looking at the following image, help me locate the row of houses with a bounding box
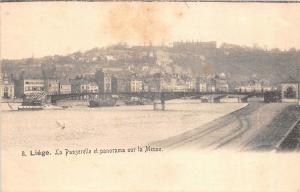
[0,73,74,98]
[0,70,140,98]
[235,79,274,93]
[66,73,273,94]
[0,71,226,98]
[0,70,276,99]
[109,72,230,93]
[14,79,71,97]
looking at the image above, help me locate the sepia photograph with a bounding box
[1,2,300,191]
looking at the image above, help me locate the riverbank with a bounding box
[247,104,300,151]
[153,103,299,152]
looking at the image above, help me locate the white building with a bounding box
[130,79,143,92]
[196,77,207,92]
[70,79,98,93]
[235,80,272,93]
[59,80,72,94]
[184,78,196,91]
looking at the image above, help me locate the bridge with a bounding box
[48,91,267,104]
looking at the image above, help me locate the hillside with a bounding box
[1,43,299,83]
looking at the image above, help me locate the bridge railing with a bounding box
[48,90,267,103]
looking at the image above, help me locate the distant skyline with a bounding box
[1,2,300,59]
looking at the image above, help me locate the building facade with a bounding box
[196,77,207,92]
[111,75,130,93]
[129,79,143,92]
[235,80,272,93]
[95,69,112,93]
[0,73,15,98]
[215,73,229,92]
[15,79,45,97]
[59,81,72,94]
[44,79,60,95]
[71,79,98,93]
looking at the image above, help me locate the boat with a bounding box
[18,92,46,111]
[89,99,117,108]
[125,97,145,106]
[18,99,44,111]
[125,100,144,106]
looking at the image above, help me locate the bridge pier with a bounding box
[153,100,165,111]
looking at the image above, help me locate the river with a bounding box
[1,100,247,150]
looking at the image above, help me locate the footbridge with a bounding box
[48,91,266,104]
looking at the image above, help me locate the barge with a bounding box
[89,99,117,107]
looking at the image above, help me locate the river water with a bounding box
[1,100,246,150]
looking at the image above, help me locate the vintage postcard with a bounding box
[1,1,300,191]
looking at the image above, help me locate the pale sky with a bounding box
[1,2,300,59]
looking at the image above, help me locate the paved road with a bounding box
[152,102,299,151]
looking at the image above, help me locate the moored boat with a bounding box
[89,99,117,107]
[125,100,144,105]
[124,97,145,106]
[18,92,46,111]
